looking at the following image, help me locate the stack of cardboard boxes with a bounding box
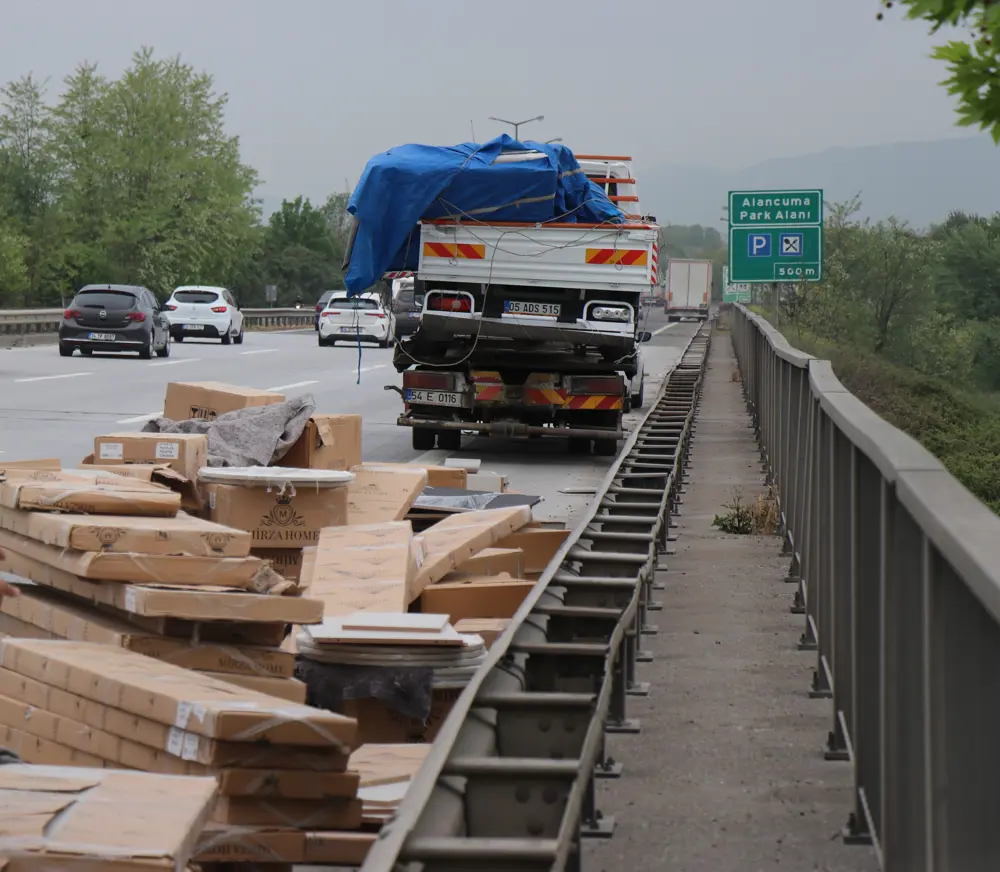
[0,379,575,867]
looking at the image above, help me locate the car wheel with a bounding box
[221,324,232,346]
[58,342,73,358]
[412,428,436,451]
[80,348,93,357]
[139,339,153,360]
[156,334,171,358]
[378,338,389,349]
[233,325,245,345]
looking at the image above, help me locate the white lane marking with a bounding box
[149,358,200,368]
[652,322,680,336]
[266,380,318,392]
[359,364,388,373]
[117,411,163,424]
[240,349,279,356]
[15,372,91,383]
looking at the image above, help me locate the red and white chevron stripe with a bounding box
[651,242,659,286]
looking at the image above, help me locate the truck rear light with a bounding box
[590,305,630,322]
[702,292,709,303]
[404,371,456,391]
[427,293,472,313]
[668,292,673,302]
[566,376,623,395]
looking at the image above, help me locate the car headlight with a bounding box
[590,306,630,322]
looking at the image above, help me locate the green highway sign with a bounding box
[729,225,823,282]
[727,188,824,283]
[728,189,823,227]
[723,282,752,304]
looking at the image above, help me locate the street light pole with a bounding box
[489,115,545,140]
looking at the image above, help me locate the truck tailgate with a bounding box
[418,222,658,292]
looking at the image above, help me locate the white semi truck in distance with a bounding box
[664,258,712,322]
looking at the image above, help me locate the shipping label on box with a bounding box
[94,433,208,482]
[164,381,285,422]
[208,483,347,549]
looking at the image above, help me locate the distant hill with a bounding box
[637,137,1000,231]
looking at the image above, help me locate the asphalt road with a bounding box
[0,309,700,524]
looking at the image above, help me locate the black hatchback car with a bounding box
[390,278,424,339]
[59,284,171,359]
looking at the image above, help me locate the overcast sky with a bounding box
[0,0,969,206]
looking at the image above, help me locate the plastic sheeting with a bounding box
[345,134,626,293]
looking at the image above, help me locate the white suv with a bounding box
[164,286,245,344]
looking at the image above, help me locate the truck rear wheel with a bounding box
[437,429,462,451]
[412,428,436,451]
[593,438,619,457]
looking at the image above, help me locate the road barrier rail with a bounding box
[731,304,1000,871]
[0,307,314,339]
[360,321,712,872]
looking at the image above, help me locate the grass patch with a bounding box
[777,324,1000,513]
[713,487,781,536]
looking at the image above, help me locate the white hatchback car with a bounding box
[317,292,394,347]
[163,286,245,344]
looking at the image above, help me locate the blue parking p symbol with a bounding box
[748,233,771,258]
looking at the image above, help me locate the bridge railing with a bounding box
[731,304,1000,871]
[0,307,314,340]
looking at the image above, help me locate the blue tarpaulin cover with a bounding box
[344,134,626,294]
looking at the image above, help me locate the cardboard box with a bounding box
[208,483,348,549]
[0,506,250,557]
[347,465,427,524]
[0,763,218,869]
[196,829,373,865]
[252,547,304,582]
[278,414,362,471]
[310,523,419,617]
[0,468,180,516]
[0,528,264,587]
[94,432,208,481]
[211,796,362,828]
[0,639,358,747]
[79,461,204,514]
[419,575,535,622]
[0,544,324,624]
[204,671,307,704]
[455,546,524,577]
[497,527,571,575]
[1,586,295,677]
[164,381,285,422]
[356,462,466,489]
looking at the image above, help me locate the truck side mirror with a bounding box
[640,331,652,343]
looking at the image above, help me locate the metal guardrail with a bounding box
[0,307,314,337]
[730,304,1000,872]
[361,322,712,872]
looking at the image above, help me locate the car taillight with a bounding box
[403,371,456,390]
[427,293,472,313]
[325,310,340,317]
[164,304,177,311]
[566,375,623,395]
[211,306,227,313]
[64,309,81,320]
[127,312,146,323]
[316,303,325,312]
[365,312,387,319]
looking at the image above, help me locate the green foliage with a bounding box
[889,0,1000,141]
[782,196,1000,513]
[0,48,352,308]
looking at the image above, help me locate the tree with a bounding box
[888,1,1000,142]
